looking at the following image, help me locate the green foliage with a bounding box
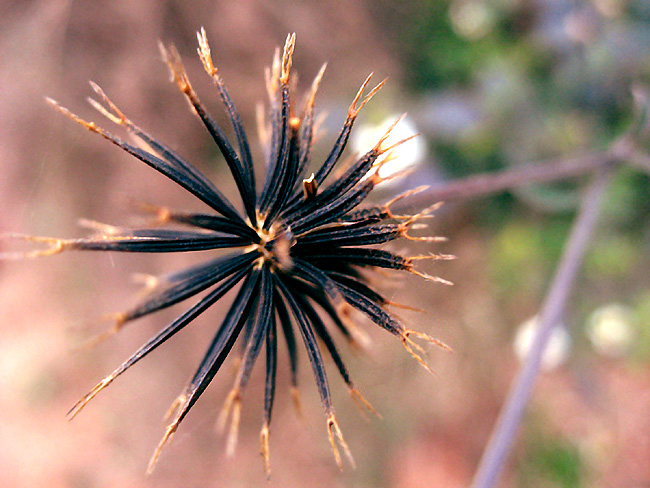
[488,216,570,299]
[518,436,584,488]
[378,0,650,216]
[585,234,638,279]
[631,292,650,362]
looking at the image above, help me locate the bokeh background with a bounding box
[2,1,650,487]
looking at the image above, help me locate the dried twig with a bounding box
[470,168,611,488]
[412,91,648,487]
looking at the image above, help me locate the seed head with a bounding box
[6,30,453,475]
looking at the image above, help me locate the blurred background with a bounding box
[1,1,650,487]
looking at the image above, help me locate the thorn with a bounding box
[380,132,419,155]
[397,202,446,241]
[163,393,187,422]
[412,201,445,219]
[373,113,407,153]
[147,420,178,475]
[46,97,101,134]
[87,81,127,126]
[348,73,387,119]
[87,97,121,126]
[127,199,172,225]
[400,330,437,376]
[384,186,430,219]
[304,63,327,111]
[408,253,456,261]
[400,329,452,376]
[159,42,193,96]
[216,388,241,439]
[265,47,281,98]
[407,268,454,286]
[404,328,453,352]
[404,253,455,285]
[260,422,271,479]
[280,33,296,85]
[349,73,373,117]
[312,110,328,144]
[196,27,217,77]
[398,223,436,242]
[349,387,381,419]
[226,399,242,458]
[0,233,68,259]
[326,413,355,469]
[66,374,115,420]
[370,150,398,181]
[75,313,127,350]
[290,386,304,420]
[77,218,120,236]
[371,160,417,186]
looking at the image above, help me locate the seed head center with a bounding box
[253,223,294,270]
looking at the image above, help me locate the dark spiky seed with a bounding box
[12,29,454,474]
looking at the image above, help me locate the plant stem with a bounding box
[470,168,611,488]
[398,151,616,211]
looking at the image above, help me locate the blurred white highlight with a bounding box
[352,115,425,183]
[586,304,635,358]
[514,315,571,371]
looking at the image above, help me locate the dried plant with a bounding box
[3,30,453,474]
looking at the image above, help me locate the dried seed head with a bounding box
[4,30,453,475]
